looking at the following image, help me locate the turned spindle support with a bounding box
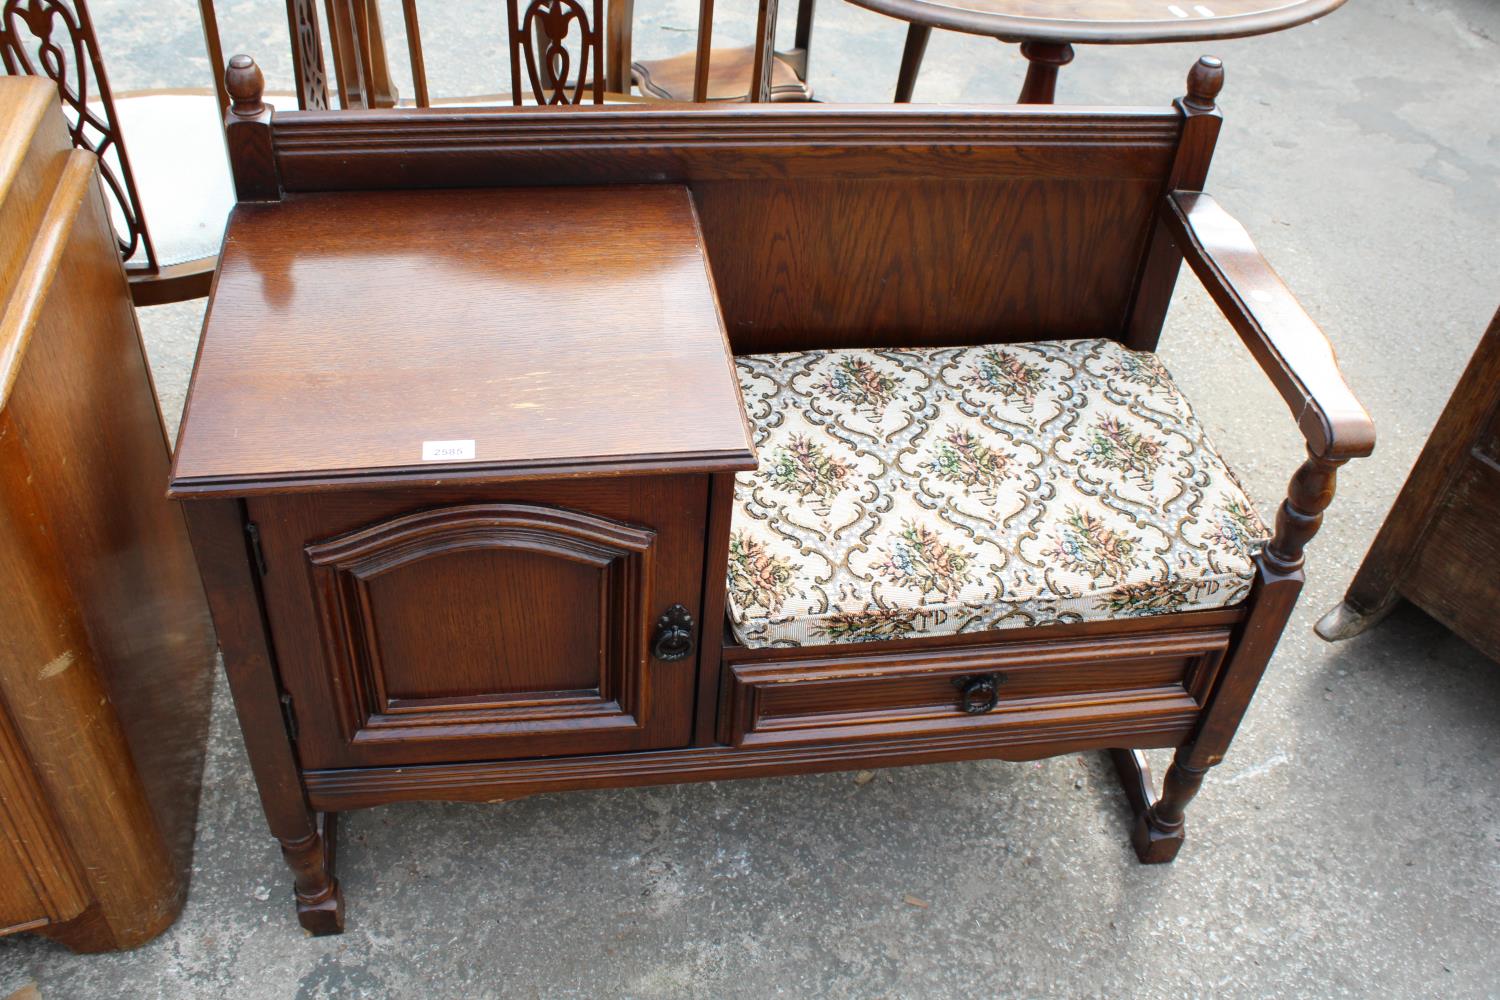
[1016,40,1074,104]
[225,53,265,117]
[1119,449,1345,863]
[223,54,281,202]
[1262,452,1345,577]
[279,812,344,935]
[1183,54,1225,112]
[1122,56,1225,351]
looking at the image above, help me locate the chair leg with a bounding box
[1109,748,1209,864]
[893,23,930,103]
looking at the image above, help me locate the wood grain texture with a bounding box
[223,56,280,202]
[0,83,216,951]
[1166,191,1374,460]
[1322,306,1500,659]
[248,477,708,768]
[0,698,87,933]
[633,45,811,102]
[0,79,69,312]
[724,629,1229,749]
[1123,56,1223,351]
[844,0,1346,43]
[268,104,1182,187]
[180,498,344,935]
[302,708,1195,810]
[306,506,646,701]
[253,104,1181,357]
[189,73,1381,930]
[1401,453,1500,662]
[171,184,753,494]
[695,172,1162,353]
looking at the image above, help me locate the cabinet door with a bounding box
[251,478,707,768]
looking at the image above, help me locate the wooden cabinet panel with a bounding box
[0,704,86,935]
[0,841,48,934]
[1323,306,1500,662]
[0,79,216,950]
[252,477,709,768]
[349,545,609,701]
[1403,457,1500,656]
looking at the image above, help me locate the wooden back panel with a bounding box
[254,103,1188,355]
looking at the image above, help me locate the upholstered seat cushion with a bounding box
[727,339,1269,648]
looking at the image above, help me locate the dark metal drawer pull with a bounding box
[953,673,1004,714]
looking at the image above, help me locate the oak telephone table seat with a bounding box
[179,55,1374,935]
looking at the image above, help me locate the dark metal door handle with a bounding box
[652,604,695,662]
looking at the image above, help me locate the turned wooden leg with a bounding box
[279,811,344,935]
[184,501,349,935]
[1109,748,1208,864]
[1016,40,1074,104]
[893,23,931,103]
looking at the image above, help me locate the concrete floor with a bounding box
[4,0,1500,996]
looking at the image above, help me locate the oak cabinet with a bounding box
[172,180,756,933]
[1319,306,1500,661]
[0,79,217,952]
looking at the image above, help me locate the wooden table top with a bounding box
[170,185,756,496]
[844,0,1346,43]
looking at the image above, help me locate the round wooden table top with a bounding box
[844,0,1347,44]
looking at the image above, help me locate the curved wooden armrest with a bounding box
[1163,192,1375,461]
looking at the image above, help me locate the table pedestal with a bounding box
[1017,40,1075,103]
[893,32,1077,105]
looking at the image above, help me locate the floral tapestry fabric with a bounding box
[727,339,1270,648]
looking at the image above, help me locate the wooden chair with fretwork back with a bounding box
[1,0,235,305]
[263,0,816,110]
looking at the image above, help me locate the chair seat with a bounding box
[105,92,234,267]
[632,46,813,103]
[727,339,1270,648]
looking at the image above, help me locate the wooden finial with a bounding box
[226,54,265,118]
[1184,56,1224,112]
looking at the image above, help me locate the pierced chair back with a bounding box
[1,0,237,306]
[0,0,155,275]
[506,0,607,105]
[277,0,810,110]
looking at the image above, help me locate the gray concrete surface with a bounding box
[3,0,1499,996]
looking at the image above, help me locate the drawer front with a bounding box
[251,477,707,769]
[724,630,1230,750]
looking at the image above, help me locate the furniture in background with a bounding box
[846,0,1346,103]
[0,78,217,952]
[0,0,234,305]
[178,56,1372,935]
[632,0,817,104]
[1318,306,1500,662]
[269,0,815,109]
[0,0,814,309]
